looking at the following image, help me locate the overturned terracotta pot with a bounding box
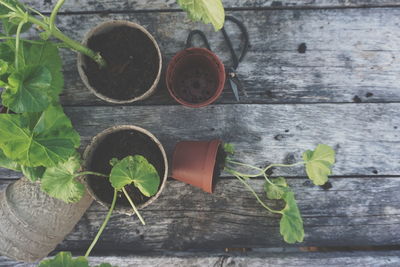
[166,48,225,108]
[171,139,224,193]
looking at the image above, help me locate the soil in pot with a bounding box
[172,59,218,104]
[84,26,160,100]
[87,129,165,207]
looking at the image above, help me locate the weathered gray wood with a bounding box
[35,8,400,105]
[1,175,400,251]
[24,0,400,13]
[1,103,399,179]
[2,251,400,267]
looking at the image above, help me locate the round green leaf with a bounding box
[0,105,80,167]
[302,144,335,185]
[2,65,52,113]
[41,156,84,203]
[110,155,160,197]
[264,177,289,200]
[177,0,225,31]
[279,191,304,244]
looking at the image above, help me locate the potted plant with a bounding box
[82,125,169,216]
[171,140,335,243]
[38,125,167,265]
[77,20,162,104]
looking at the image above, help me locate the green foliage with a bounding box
[110,155,160,197]
[41,156,85,203]
[0,105,80,167]
[0,148,20,170]
[223,143,235,155]
[177,0,225,31]
[21,165,45,182]
[279,191,304,243]
[224,144,335,244]
[264,177,289,200]
[2,65,52,112]
[38,252,114,267]
[303,144,335,185]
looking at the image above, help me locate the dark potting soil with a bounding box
[172,57,219,104]
[84,26,160,100]
[212,146,227,190]
[87,129,165,208]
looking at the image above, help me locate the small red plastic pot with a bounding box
[166,48,225,108]
[171,139,222,193]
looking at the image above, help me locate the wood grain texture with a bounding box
[30,8,400,105]
[23,0,400,13]
[1,175,400,252]
[2,251,400,267]
[1,103,399,179]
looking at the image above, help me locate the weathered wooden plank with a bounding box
[2,251,400,267]
[38,8,400,105]
[24,0,400,13]
[1,103,399,179]
[1,176,400,251]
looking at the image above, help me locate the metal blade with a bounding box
[229,79,240,102]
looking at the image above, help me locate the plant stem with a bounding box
[227,159,264,172]
[233,174,282,214]
[14,21,25,70]
[264,162,305,173]
[0,1,107,68]
[85,189,117,258]
[76,171,109,178]
[49,0,65,31]
[122,187,146,225]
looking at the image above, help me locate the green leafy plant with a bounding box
[0,0,106,67]
[39,154,160,265]
[39,251,114,267]
[223,144,335,243]
[0,0,108,201]
[177,0,225,31]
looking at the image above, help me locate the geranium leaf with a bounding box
[41,156,84,203]
[39,251,115,267]
[0,148,20,171]
[0,105,80,167]
[223,143,235,155]
[110,155,160,197]
[303,144,335,185]
[21,165,45,182]
[177,0,225,31]
[264,177,289,200]
[39,252,90,267]
[2,65,52,113]
[279,191,304,244]
[25,41,64,100]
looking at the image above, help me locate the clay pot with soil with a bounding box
[170,139,226,193]
[0,178,92,262]
[78,21,162,104]
[166,48,226,108]
[83,125,168,215]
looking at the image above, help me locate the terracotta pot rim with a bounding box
[77,20,162,104]
[83,125,168,216]
[166,47,225,108]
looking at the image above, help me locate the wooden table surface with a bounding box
[1,1,400,266]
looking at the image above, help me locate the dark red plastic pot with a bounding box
[166,48,225,108]
[171,139,222,193]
